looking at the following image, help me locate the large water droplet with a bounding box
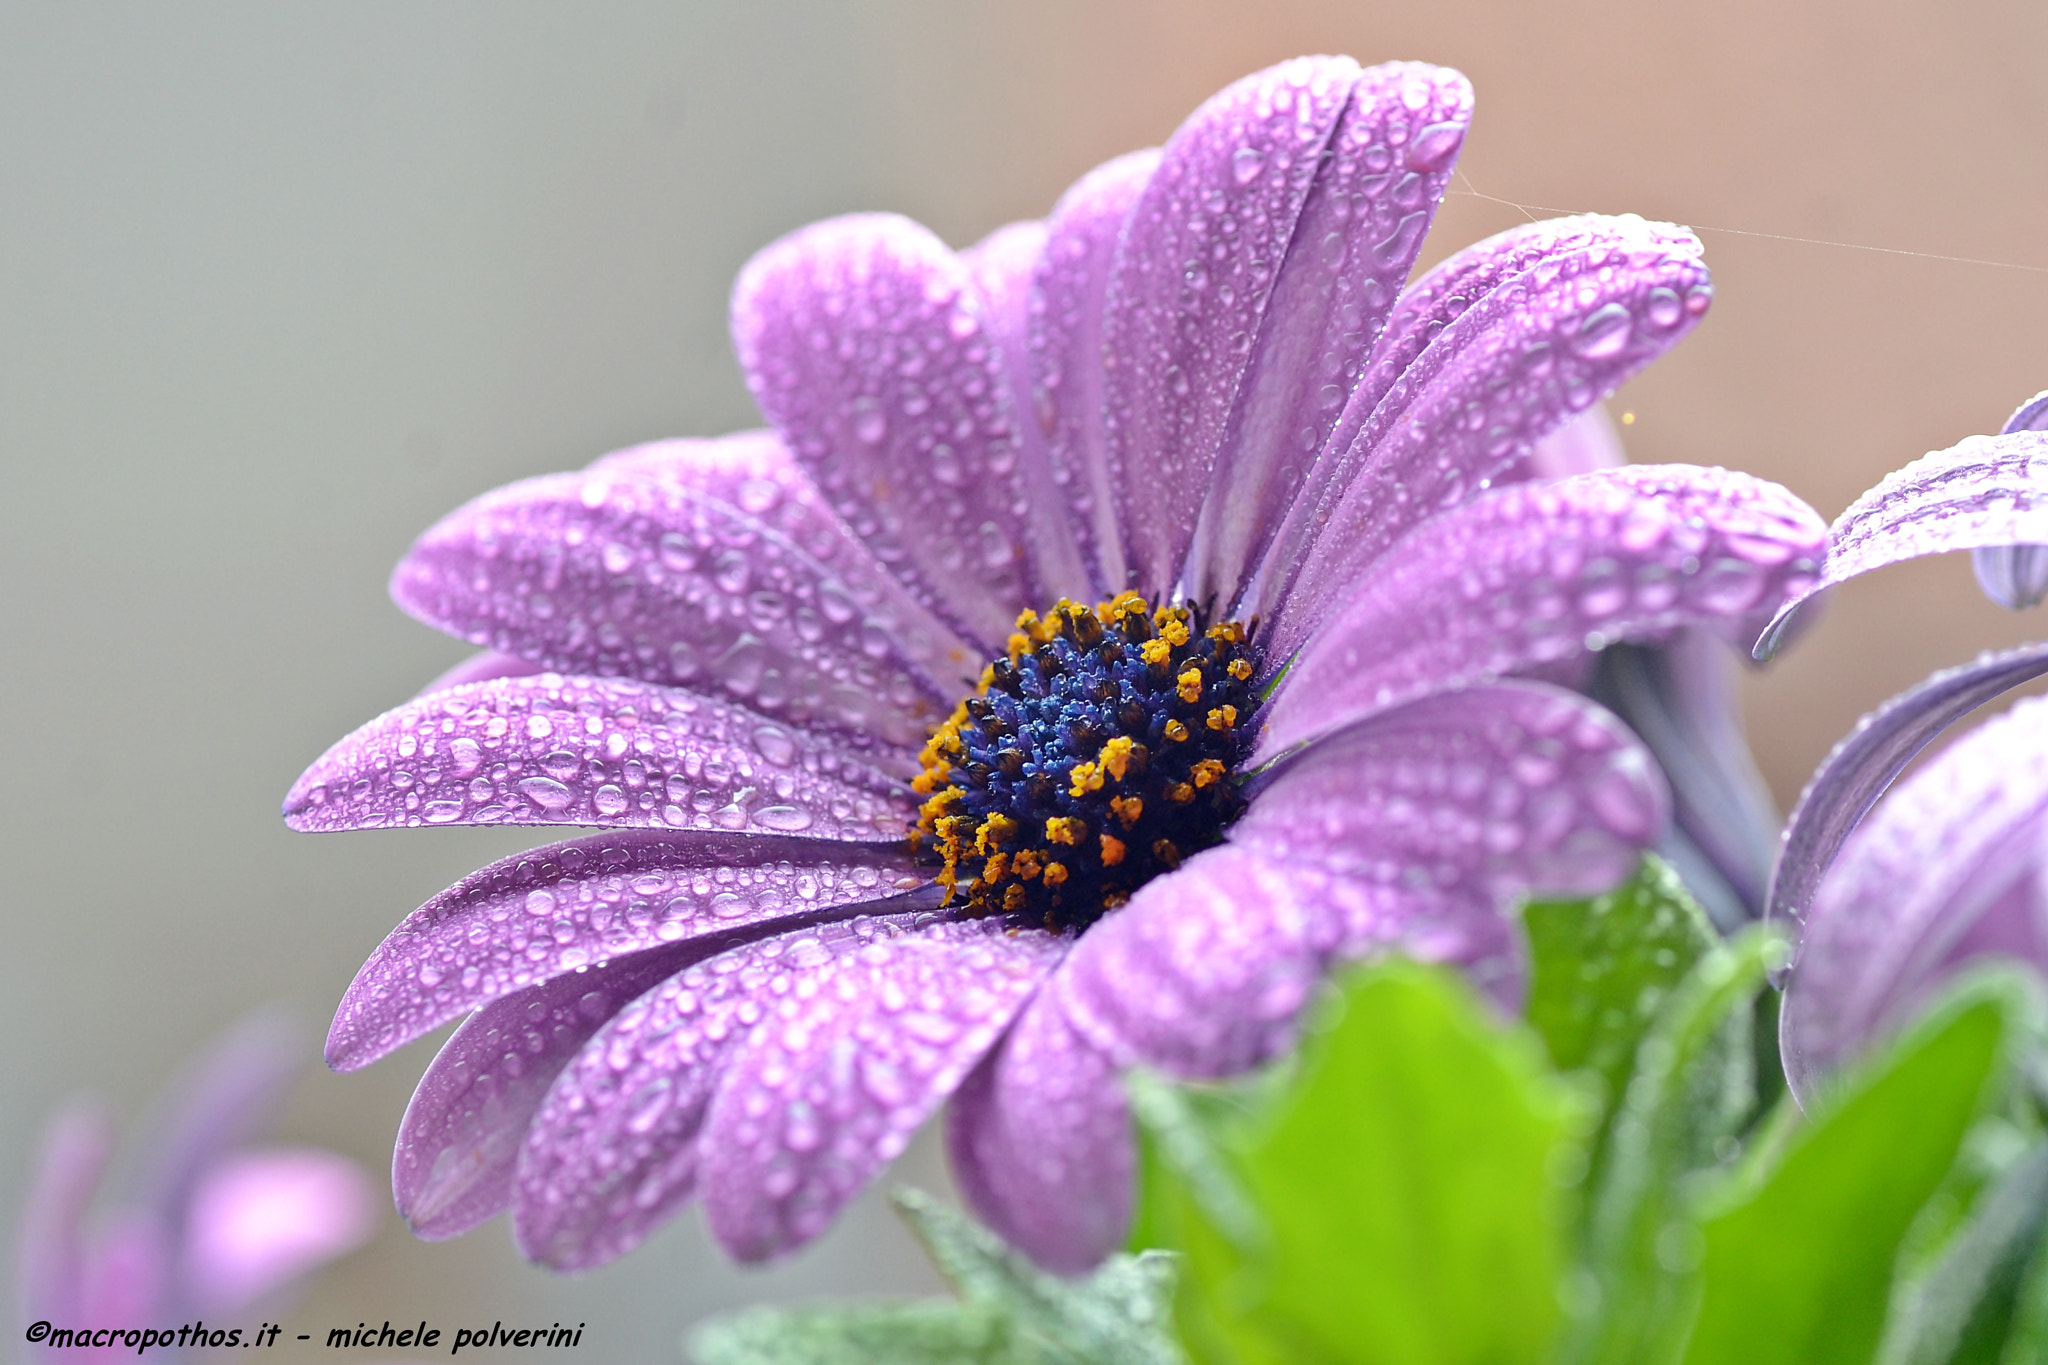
[1230,146,1267,184]
[1572,303,1634,360]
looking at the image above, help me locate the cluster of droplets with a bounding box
[913,593,1260,932]
[286,675,914,839]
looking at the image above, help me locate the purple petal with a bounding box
[1257,219,1713,656]
[180,1149,375,1314]
[418,650,548,696]
[284,674,915,837]
[730,215,1038,648]
[700,918,1064,1263]
[1254,465,1827,763]
[1030,150,1161,598]
[1758,430,2048,658]
[963,220,1091,601]
[1183,62,1475,609]
[1973,391,2048,608]
[1511,403,1628,483]
[1240,681,1668,902]
[1099,55,1363,598]
[17,1103,115,1331]
[1781,695,2048,1101]
[327,830,929,1072]
[392,941,701,1240]
[390,469,951,746]
[590,430,978,689]
[131,1012,301,1234]
[1766,640,2048,938]
[510,907,933,1270]
[946,993,1132,1275]
[1056,844,1344,1078]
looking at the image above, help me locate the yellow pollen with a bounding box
[1068,762,1104,798]
[1206,704,1238,731]
[1152,838,1182,869]
[1013,849,1043,880]
[1046,816,1087,846]
[1227,657,1253,681]
[1099,833,1126,867]
[1164,720,1189,743]
[1192,758,1227,789]
[982,851,1010,882]
[1042,861,1069,888]
[1159,616,1191,647]
[976,813,1018,852]
[1206,621,1246,643]
[1100,736,1136,781]
[1177,667,1204,703]
[1002,883,1028,912]
[1167,782,1196,805]
[1110,795,1144,827]
[1140,638,1172,665]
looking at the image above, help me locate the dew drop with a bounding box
[1573,303,1634,360]
[1230,146,1266,184]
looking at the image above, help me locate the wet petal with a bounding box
[1766,640,2048,936]
[1258,219,1712,655]
[731,214,1038,648]
[1782,696,2048,1102]
[1240,681,1667,902]
[1588,630,1780,925]
[964,220,1090,601]
[181,1149,375,1314]
[511,908,934,1270]
[701,919,1063,1262]
[1184,62,1475,609]
[417,650,547,696]
[1512,402,1629,483]
[390,469,950,746]
[1100,55,1365,598]
[392,941,700,1240]
[327,830,928,1072]
[946,992,1132,1275]
[1030,150,1161,597]
[1758,430,2048,658]
[1973,391,2048,608]
[1256,465,1827,762]
[591,429,978,688]
[1055,844,1343,1078]
[285,674,915,837]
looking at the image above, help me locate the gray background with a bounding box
[5,2,2046,1358]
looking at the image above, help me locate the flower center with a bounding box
[912,592,1260,933]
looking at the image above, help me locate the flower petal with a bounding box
[1240,681,1668,901]
[1765,640,2048,937]
[1055,844,1343,1078]
[1031,150,1161,598]
[1512,402,1629,483]
[326,831,929,1072]
[1183,61,1475,609]
[391,469,954,745]
[1255,465,1827,762]
[946,993,1133,1275]
[1973,391,2048,608]
[731,214,1039,648]
[417,650,547,695]
[1758,430,2048,658]
[590,429,978,687]
[133,1012,302,1227]
[284,674,914,837]
[181,1149,375,1314]
[1257,219,1712,657]
[701,918,1064,1262]
[509,908,934,1270]
[964,220,1091,602]
[391,940,700,1240]
[1781,696,2048,1102]
[18,1103,115,1329]
[1099,54,1365,598]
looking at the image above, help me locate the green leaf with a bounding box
[1524,855,1722,1121]
[1141,959,1589,1365]
[1679,977,2018,1365]
[688,1300,1018,1365]
[1878,1140,2048,1365]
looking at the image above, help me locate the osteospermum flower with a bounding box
[17,1015,374,1363]
[288,56,1828,1273]
[1758,392,2048,1103]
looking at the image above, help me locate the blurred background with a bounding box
[4,0,2046,1356]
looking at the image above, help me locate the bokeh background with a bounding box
[5,1,2045,1356]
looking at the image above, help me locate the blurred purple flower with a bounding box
[16,1014,375,1363]
[1759,392,2048,1102]
[288,56,1826,1273]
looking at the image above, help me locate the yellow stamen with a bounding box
[976,813,1018,852]
[1099,833,1126,867]
[1100,736,1136,781]
[1013,849,1043,880]
[1068,762,1104,798]
[1177,667,1204,703]
[1227,657,1253,680]
[1140,638,1172,666]
[1206,704,1238,731]
[1164,720,1189,743]
[1166,782,1196,805]
[1042,861,1069,888]
[1192,758,1227,789]
[1045,816,1087,846]
[1110,795,1144,827]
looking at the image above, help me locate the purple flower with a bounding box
[1760,393,2048,1103]
[16,1015,375,1363]
[288,56,1826,1274]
